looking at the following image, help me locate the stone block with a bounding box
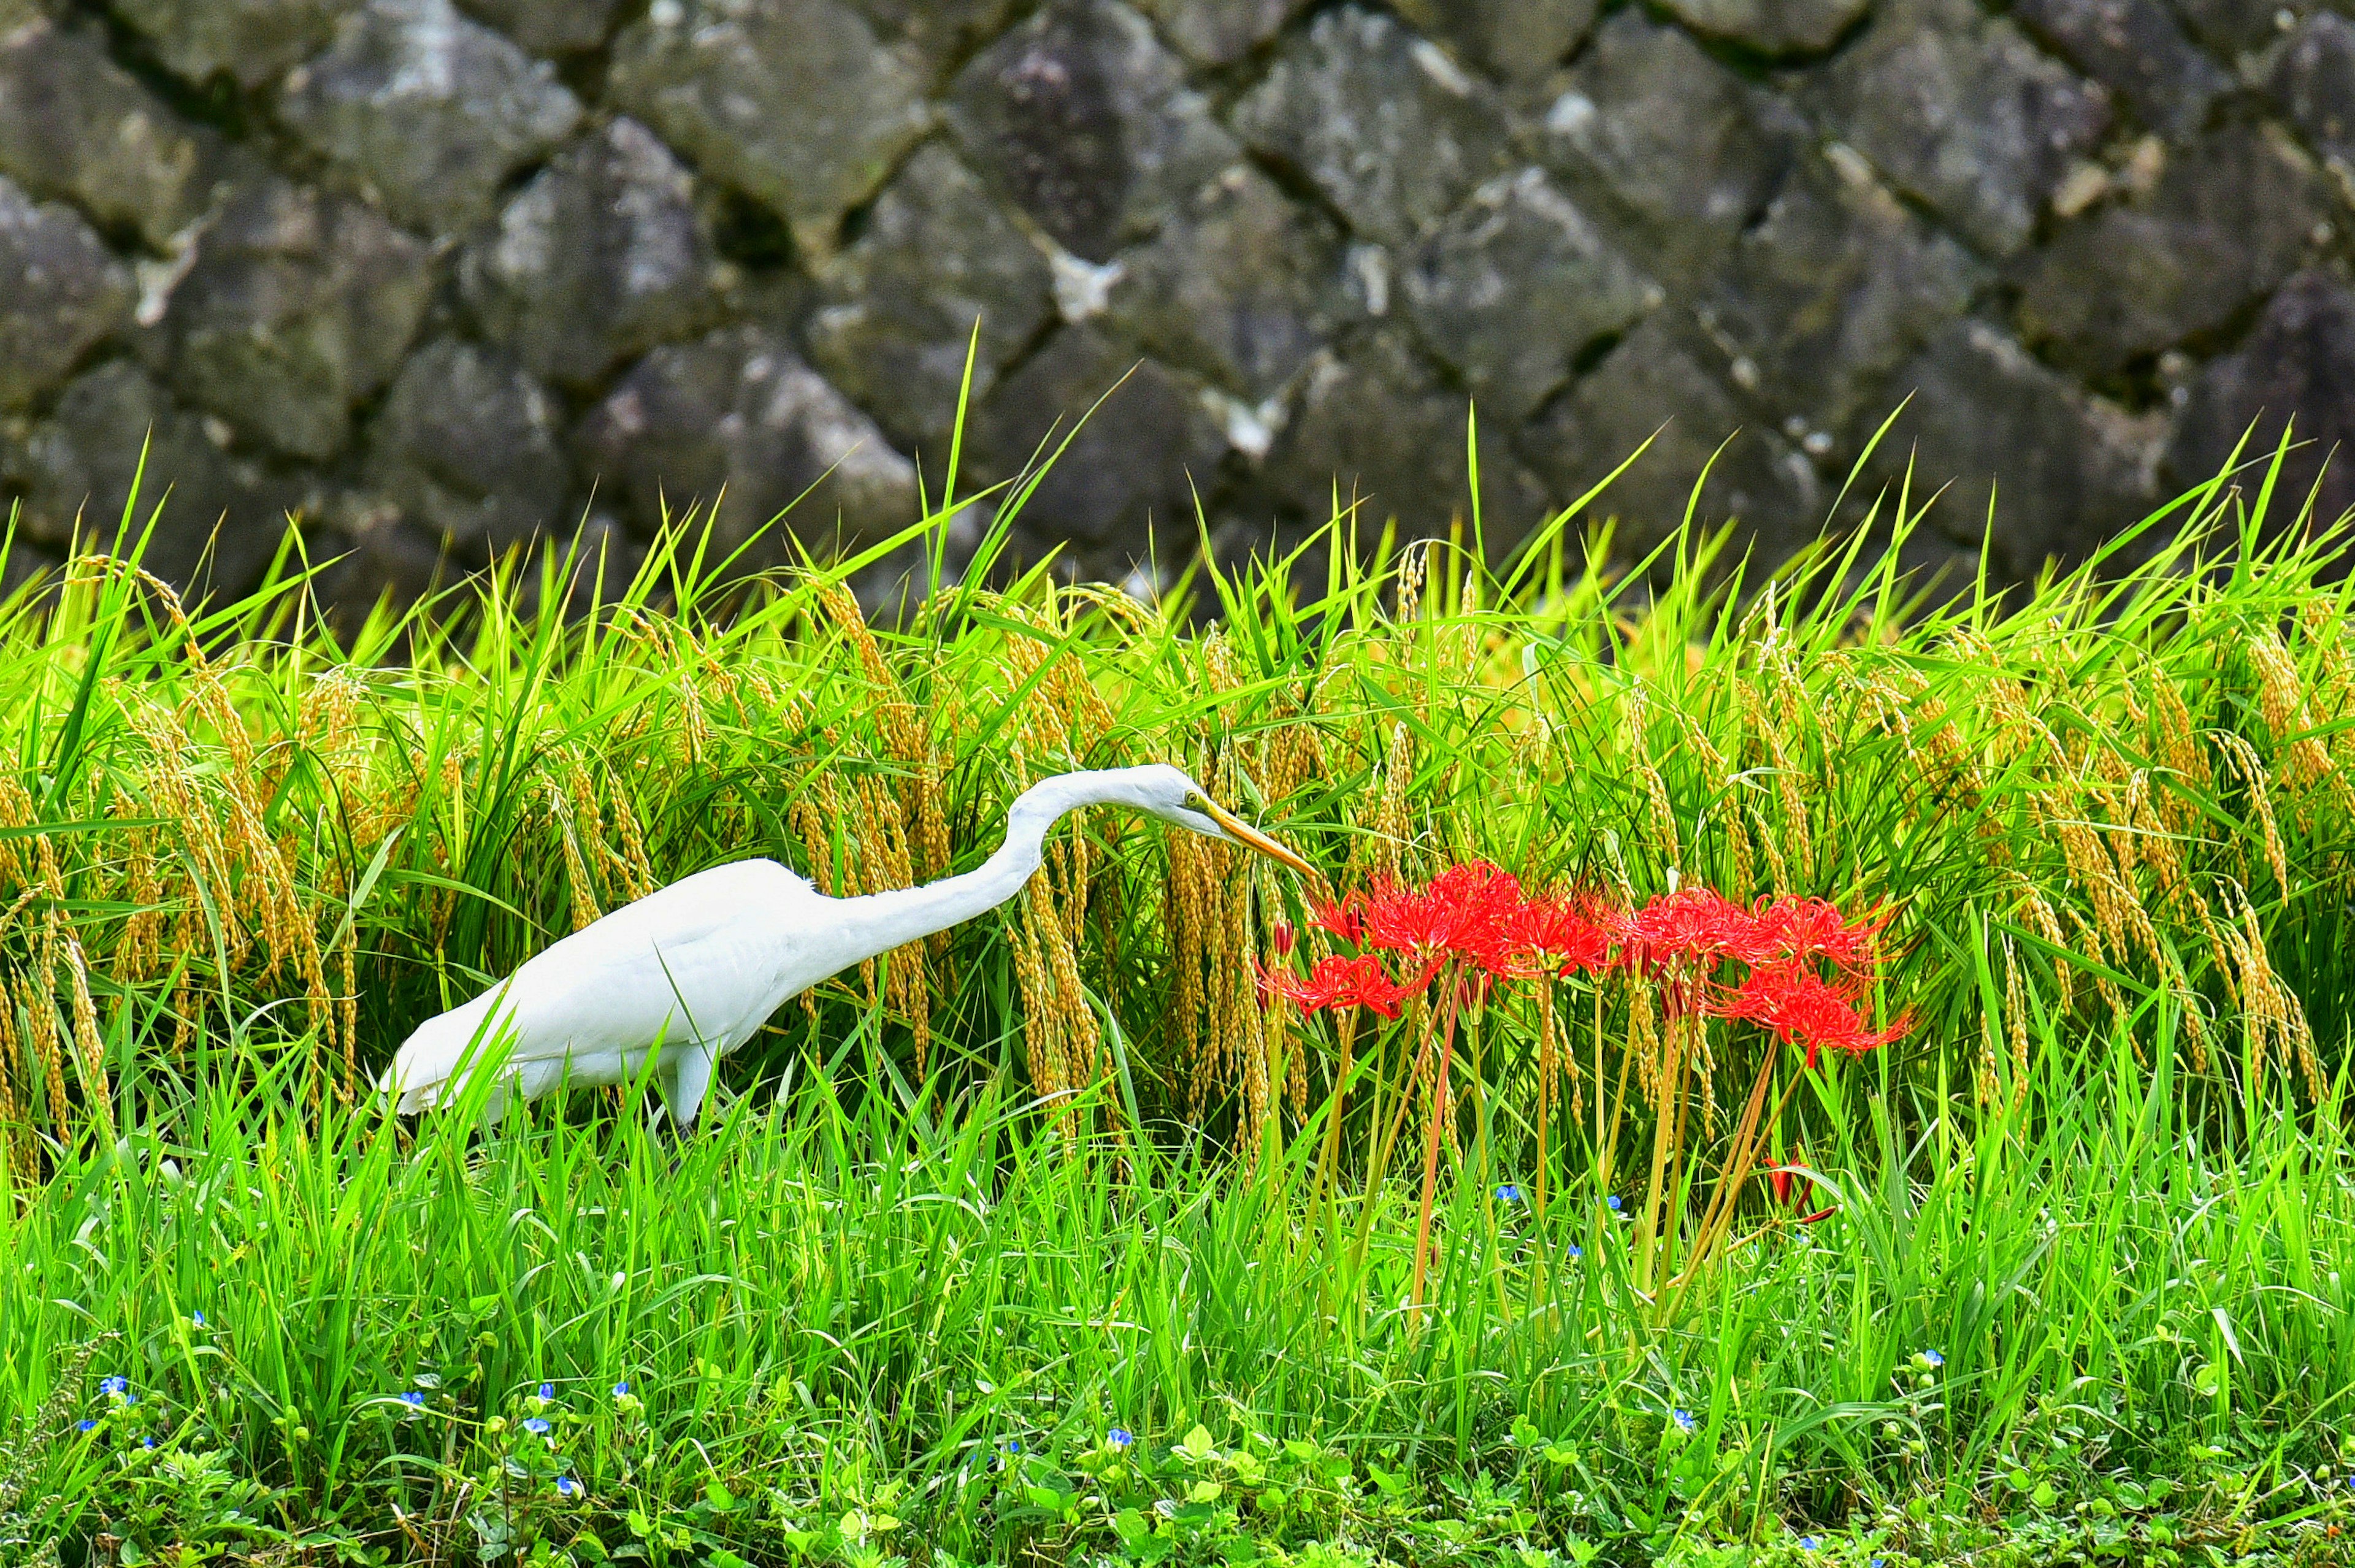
[2015,124,2330,374]
[277,0,584,236]
[1262,327,1548,545]
[1231,6,1512,247]
[805,143,1056,457]
[946,0,1236,262]
[113,0,354,90]
[1656,0,1869,54]
[610,0,930,258]
[366,336,572,557]
[969,324,1229,547]
[0,174,135,409]
[1878,319,2164,573]
[1694,149,1986,462]
[1401,167,1657,423]
[1105,163,1343,400]
[578,324,920,557]
[2166,270,2355,538]
[2269,11,2355,169]
[1520,315,1821,574]
[0,17,226,247]
[1390,0,1596,83]
[1815,0,2110,256]
[458,0,625,55]
[461,118,724,390]
[157,179,434,460]
[2015,0,2228,139]
[4,360,299,594]
[843,0,1025,78]
[278,0,582,237]
[1537,11,1809,277]
[1130,0,1309,67]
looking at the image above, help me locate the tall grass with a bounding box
[1,432,2354,1558]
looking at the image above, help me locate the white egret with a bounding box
[378,764,1312,1128]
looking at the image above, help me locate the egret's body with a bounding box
[378,765,1310,1128]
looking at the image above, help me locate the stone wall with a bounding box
[0,0,2349,612]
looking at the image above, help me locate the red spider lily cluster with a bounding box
[1259,864,1907,1066]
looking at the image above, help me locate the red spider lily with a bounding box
[1306,889,1366,944]
[1258,954,1425,1019]
[1360,862,1523,962]
[1271,919,1296,958]
[1763,1161,1837,1223]
[1710,962,1910,1068]
[1750,895,1888,969]
[1619,888,1774,970]
[1489,892,1620,978]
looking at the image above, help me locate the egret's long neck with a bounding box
[827,773,1112,958]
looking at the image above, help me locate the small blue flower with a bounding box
[76,1418,96,1432]
[1671,1409,1695,1433]
[1798,1536,1822,1552]
[1108,1428,1134,1449]
[537,1382,556,1402]
[1606,1195,1623,1211]
[1495,1184,1522,1203]
[399,1390,426,1407]
[190,1310,205,1328]
[99,1376,128,1397]
[522,1417,552,1435]
[1920,1348,1945,1367]
[1005,1438,1023,1453]
[1872,1559,1887,1568]
[1566,1244,1584,1260]
[556,1475,581,1499]
[141,1437,155,1450]
[611,1381,630,1399]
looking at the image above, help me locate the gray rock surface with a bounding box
[2166,269,2355,537]
[1130,0,1309,66]
[156,180,434,460]
[1694,150,1987,459]
[2268,11,2355,170]
[2167,0,2299,58]
[844,0,1024,77]
[1520,314,1822,573]
[1388,0,1596,83]
[1816,0,2111,256]
[278,0,581,235]
[458,0,622,55]
[367,336,572,556]
[1401,167,1658,422]
[2015,0,2229,139]
[1657,0,1871,54]
[1105,162,1343,400]
[113,0,355,89]
[1879,319,2165,572]
[0,174,136,409]
[1262,327,1548,545]
[5,360,300,592]
[578,324,919,557]
[610,0,929,257]
[803,143,1055,457]
[946,0,1236,262]
[970,324,1228,554]
[460,118,722,389]
[1231,6,1512,247]
[0,17,224,246]
[1537,12,1810,275]
[2014,124,2330,374]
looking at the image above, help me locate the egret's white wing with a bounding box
[381,859,818,1112]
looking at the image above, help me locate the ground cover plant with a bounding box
[5,431,2355,1564]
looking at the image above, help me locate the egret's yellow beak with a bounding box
[1200,797,1317,877]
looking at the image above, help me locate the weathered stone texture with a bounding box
[1232,7,1511,247]
[278,0,581,235]
[0,0,2349,606]
[579,324,919,557]
[1817,0,2112,256]
[0,175,135,409]
[610,0,929,256]
[946,0,1235,262]
[459,118,722,389]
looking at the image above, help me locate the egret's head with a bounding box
[1122,764,1315,876]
